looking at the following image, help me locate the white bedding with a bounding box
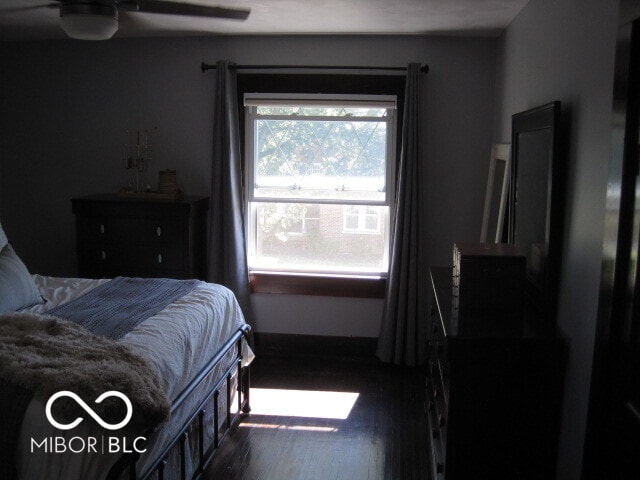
[15,275,252,480]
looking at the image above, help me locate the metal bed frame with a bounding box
[105,324,252,480]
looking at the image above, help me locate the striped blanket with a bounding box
[47,276,201,340]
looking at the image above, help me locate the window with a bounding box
[245,94,396,277]
[343,206,382,234]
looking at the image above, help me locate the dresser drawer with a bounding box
[77,244,136,278]
[77,244,185,278]
[76,244,108,278]
[427,396,446,479]
[131,245,185,275]
[429,360,448,444]
[78,217,184,245]
[108,217,184,245]
[437,363,449,412]
[76,216,110,242]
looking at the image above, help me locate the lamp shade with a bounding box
[60,3,118,40]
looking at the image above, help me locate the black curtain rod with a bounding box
[200,62,429,75]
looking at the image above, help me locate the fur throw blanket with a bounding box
[0,312,170,434]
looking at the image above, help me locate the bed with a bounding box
[0,231,253,480]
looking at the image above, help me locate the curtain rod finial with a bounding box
[420,64,429,74]
[201,62,208,73]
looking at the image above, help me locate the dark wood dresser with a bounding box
[427,266,563,480]
[71,194,209,280]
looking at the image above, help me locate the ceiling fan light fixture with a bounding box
[60,3,119,41]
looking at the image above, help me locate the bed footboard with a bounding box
[106,324,252,480]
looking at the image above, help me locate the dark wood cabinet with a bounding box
[427,266,563,480]
[72,194,209,280]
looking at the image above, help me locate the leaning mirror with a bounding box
[508,101,563,327]
[480,143,511,243]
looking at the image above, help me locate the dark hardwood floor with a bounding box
[204,354,430,480]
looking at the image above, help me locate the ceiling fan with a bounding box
[18,1,251,40]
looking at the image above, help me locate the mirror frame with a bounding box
[508,101,563,327]
[480,143,511,243]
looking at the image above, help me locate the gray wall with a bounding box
[493,1,619,478]
[0,34,497,337]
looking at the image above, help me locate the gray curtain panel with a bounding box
[376,63,427,366]
[208,60,252,323]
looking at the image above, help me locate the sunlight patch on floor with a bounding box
[248,388,360,419]
[239,422,339,432]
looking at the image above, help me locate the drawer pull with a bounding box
[157,254,163,264]
[157,226,162,237]
[100,224,105,234]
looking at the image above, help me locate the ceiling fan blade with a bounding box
[117,9,143,28]
[135,1,250,20]
[0,3,58,15]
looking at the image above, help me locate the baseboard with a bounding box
[253,332,378,359]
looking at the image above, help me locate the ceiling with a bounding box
[0,0,530,41]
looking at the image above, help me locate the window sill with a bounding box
[249,271,386,298]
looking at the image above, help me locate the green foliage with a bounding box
[255,111,388,184]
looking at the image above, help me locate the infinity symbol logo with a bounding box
[45,391,133,431]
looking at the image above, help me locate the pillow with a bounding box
[0,222,8,252]
[0,244,42,314]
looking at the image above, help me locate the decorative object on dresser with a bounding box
[452,242,525,334]
[157,168,181,195]
[119,168,184,201]
[123,128,156,194]
[72,194,209,280]
[480,143,511,243]
[428,266,563,480]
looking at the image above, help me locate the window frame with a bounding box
[244,93,396,205]
[236,73,406,297]
[244,94,396,278]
